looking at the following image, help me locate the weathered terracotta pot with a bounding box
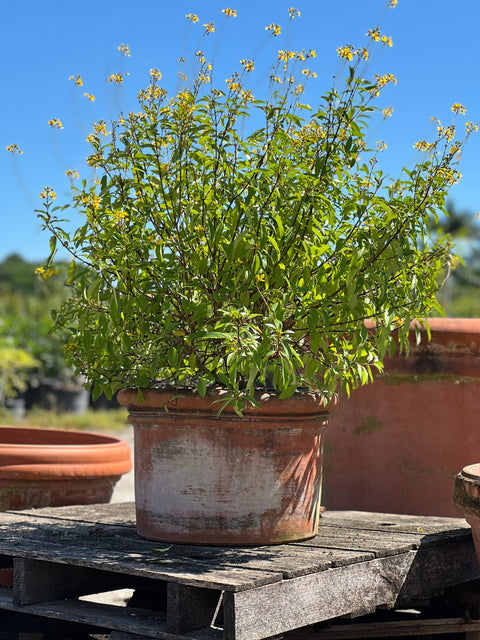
[453,464,480,564]
[324,318,480,517]
[0,426,132,510]
[118,388,332,545]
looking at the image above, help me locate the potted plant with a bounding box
[35,8,473,544]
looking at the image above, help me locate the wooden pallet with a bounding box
[0,504,478,640]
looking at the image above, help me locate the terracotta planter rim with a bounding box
[460,463,480,480]
[0,426,132,479]
[118,386,336,418]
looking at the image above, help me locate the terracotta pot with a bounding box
[453,464,480,564]
[118,388,332,545]
[324,318,480,517]
[0,426,132,510]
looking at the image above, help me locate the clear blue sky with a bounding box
[2,0,479,264]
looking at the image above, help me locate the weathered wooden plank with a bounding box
[13,557,134,605]
[294,530,419,557]
[223,552,416,640]
[319,510,471,536]
[176,544,374,578]
[0,511,371,580]
[285,617,480,639]
[395,538,480,605]
[167,583,222,634]
[0,536,282,592]
[0,590,221,640]
[0,512,283,592]
[12,503,472,542]
[222,533,480,640]
[9,501,137,526]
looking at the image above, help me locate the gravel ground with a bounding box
[110,425,135,504]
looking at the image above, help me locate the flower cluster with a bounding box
[6,143,23,154]
[68,74,83,86]
[48,118,63,129]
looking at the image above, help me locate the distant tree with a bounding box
[0,254,37,295]
[431,201,480,316]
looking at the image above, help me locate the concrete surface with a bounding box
[110,425,135,504]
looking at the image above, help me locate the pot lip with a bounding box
[367,317,480,355]
[118,385,337,415]
[460,463,480,480]
[0,425,128,448]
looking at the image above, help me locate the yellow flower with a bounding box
[226,74,242,92]
[222,8,237,17]
[466,121,479,133]
[241,89,254,103]
[451,103,466,115]
[367,27,381,41]
[107,73,124,84]
[240,59,255,72]
[150,68,162,80]
[35,266,57,280]
[288,7,301,19]
[437,124,455,141]
[118,43,131,57]
[374,73,397,88]
[437,167,461,185]
[293,83,305,95]
[382,106,394,118]
[111,210,127,223]
[265,22,281,36]
[186,13,199,22]
[40,187,56,200]
[381,35,393,47]
[413,140,435,152]
[93,120,108,136]
[84,92,95,101]
[203,21,215,33]
[65,169,79,180]
[48,118,63,129]
[278,50,296,63]
[337,45,355,61]
[376,140,387,151]
[359,47,369,61]
[68,75,83,86]
[6,143,23,154]
[389,0,398,7]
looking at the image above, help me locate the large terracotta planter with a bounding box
[118,388,332,545]
[0,426,132,510]
[324,318,480,517]
[453,464,480,564]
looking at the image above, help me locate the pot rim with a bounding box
[118,386,337,416]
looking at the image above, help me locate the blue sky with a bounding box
[2,0,479,264]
